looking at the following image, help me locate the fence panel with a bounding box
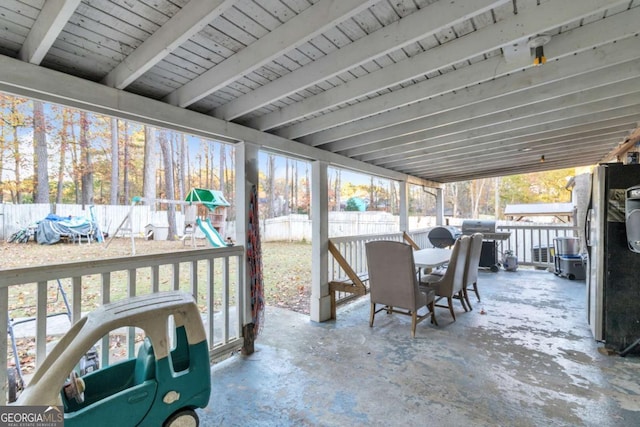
[0,204,195,240]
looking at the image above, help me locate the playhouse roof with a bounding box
[185,188,231,210]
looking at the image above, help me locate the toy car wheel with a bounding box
[7,367,19,403]
[63,371,85,404]
[163,408,199,427]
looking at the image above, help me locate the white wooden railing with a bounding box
[1,246,245,404]
[497,224,579,268]
[327,225,578,309]
[328,229,431,306]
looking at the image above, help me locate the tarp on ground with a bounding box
[36,214,98,245]
[184,188,231,211]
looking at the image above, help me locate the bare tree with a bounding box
[369,176,375,211]
[449,182,459,218]
[79,111,93,207]
[218,142,225,193]
[0,96,6,203]
[176,133,186,201]
[158,130,177,240]
[32,100,49,203]
[142,126,157,210]
[334,169,341,211]
[68,111,80,203]
[267,154,275,218]
[470,179,487,219]
[122,122,130,203]
[110,117,119,205]
[284,157,290,215]
[305,163,310,214]
[293,162,298,212]
[9,97,27,203]
[55,109,70,204]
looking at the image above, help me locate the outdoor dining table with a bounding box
[413,248,452,273]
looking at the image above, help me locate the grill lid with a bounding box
[428,226,461,248]
[461,220,496,234]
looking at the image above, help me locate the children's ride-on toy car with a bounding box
[15,291,211,427]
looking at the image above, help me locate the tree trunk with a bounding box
[305,164,310,214]
[472,179,486,219]
[267,154,275,218]
[56,109,69,204]
[227,146,235,220]
[142,126,157,210]
[79,111,93,207]
[293,164,298,212]
[369,176,375,211]
[11,98,22,203]
[219,143,225,193]
[122,122,130,203]
[494,176,501,218]
[335,169,341,211]
[0,96,7,203]
[69,113,79,203]
[158,131,177,240]
[110,117,119,205]
[451,183,459,218]
[284,158,290,215]
[177,134,186,201]
[33,101,50,203]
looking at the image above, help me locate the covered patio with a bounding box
[1,0,640,421]
[204,268,640,426]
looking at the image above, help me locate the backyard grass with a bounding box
[0,238,312,315]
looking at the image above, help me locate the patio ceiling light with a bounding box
[528,34,551,65]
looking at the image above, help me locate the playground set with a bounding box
[104,188,233,254]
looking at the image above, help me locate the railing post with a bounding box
[0,287,8,405]
[101,272,111,367]
[207,258,215,347]
[36,282,47,366]
[311,160,330,322]
[72,277,82,324]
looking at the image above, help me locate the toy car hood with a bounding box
[16,291,207,407]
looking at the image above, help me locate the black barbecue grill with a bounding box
[428,226,461,248]
[461,220,511,272]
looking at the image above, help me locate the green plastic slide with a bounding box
[196,218,227,247]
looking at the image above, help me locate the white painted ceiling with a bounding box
[1,0,639,183]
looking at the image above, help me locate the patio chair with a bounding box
[462,233,484,309]
[365,241,437,338]
[419,235,470,321]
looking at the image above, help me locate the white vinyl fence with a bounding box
[1,205,436,243]
[0,203,191,241]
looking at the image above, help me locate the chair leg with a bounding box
[369,302,375,327]
[447,297,456,321]
[463,288,473,311]
[411,312,417,338]
[473,282,481,302]
[458,291,469,312]
[429,301,438,326]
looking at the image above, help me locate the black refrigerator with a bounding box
[586,163,640,353]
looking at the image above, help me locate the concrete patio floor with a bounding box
[200,268,640,427]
